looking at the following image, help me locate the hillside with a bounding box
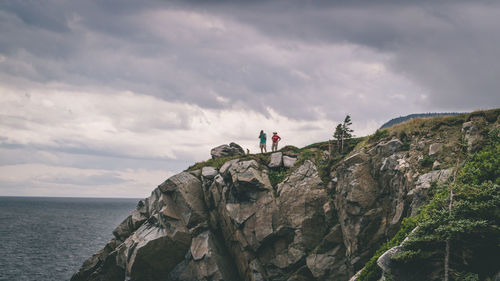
[71,109,500,281]
[380,112,462,129]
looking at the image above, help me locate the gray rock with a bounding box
[462,121,484,152]
[158,172,207,228]
[283,156,297,168]
[428,143,443,156]
[306,245,345,280]
[414,168,453,190]
[228,160,272,193]
[376,139,403,157]
[169,230,241,281]
[75,117,493,281]
[117,218,192,281]
[377,245,402,273]
[190,231,210,261]
[408,168,453,216]
[268,152,283,168]
[219,158,240,176]
[201,166,218,179]
[210,142,245,159]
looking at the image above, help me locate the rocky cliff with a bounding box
[72,110,500,281]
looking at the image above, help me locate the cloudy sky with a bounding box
[1,0,499,198]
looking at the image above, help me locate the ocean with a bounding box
[0,196,139,281]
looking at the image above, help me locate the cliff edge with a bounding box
[72,109,500,281]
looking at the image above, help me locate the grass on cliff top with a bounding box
[185,137,364,187]
[363,108,500,146]
[185,153,271,172]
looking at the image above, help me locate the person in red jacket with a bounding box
[271,132,281,152]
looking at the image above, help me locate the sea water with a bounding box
[0,196,138,281]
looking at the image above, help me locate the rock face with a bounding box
[211,142,246,159]
[268,152,283,168]
[73,117,493,281]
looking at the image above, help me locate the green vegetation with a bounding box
[186,153,271,171]
[333,115,355,153]
[367,129,389,143]
[356,216,419,281]
[357,124,500,281]
[269,167,287,188]
[419,155,434,168]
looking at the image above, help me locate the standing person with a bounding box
[272,132,281,152]
[259,130,267,153]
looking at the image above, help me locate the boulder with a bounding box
[169,231,240,281]
[268,152,283,168]
[377,245,402,273]
[408,168,453,216]
[158,172,207,228]
[462,121,484,152]
[428,143,443,156]
[116,217,192,281]
[201,166,218,179]
[227,160,272,196]
[210,142,245,159]
[283,156,297,168]
[376,139,403,157]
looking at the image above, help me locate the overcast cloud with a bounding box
[0,0,499,197]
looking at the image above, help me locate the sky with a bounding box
[1,0,499,198]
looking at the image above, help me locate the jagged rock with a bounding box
[210,142,245,159]
[112,200,148,241]
[227,160,272,198]
[432,160,441,169]
[428,143,443,156]
[219,158,240,176]
[377,245,401,273]
[73,112,497,281]
[306,245,345,280]
[377,227,445,281]
[268,152,283,168]
[415,168,453,189]
[408,168,453,216]
[283,156,297,168]
[462,120,484,152]
[169,230,240,281]
[158,172,207,229]
[376,139,403,157]
[71,239,124,281]
[202,166,218,179]
[116,218,191,281]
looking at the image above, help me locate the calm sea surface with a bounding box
[0,196,139,281]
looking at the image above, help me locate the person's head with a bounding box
[273,132,277,135]
[260,130,264,135]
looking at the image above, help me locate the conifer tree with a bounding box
[341,115,354,153]
[333,115,354,153]
[333,123,343,152]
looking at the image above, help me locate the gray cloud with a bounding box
[1,0,499,197]
[187,1,500,111]
[2,0,498,120]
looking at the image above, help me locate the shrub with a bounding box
[269,167,287,188]
[419,155,434,168]
[369,129,389,143]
